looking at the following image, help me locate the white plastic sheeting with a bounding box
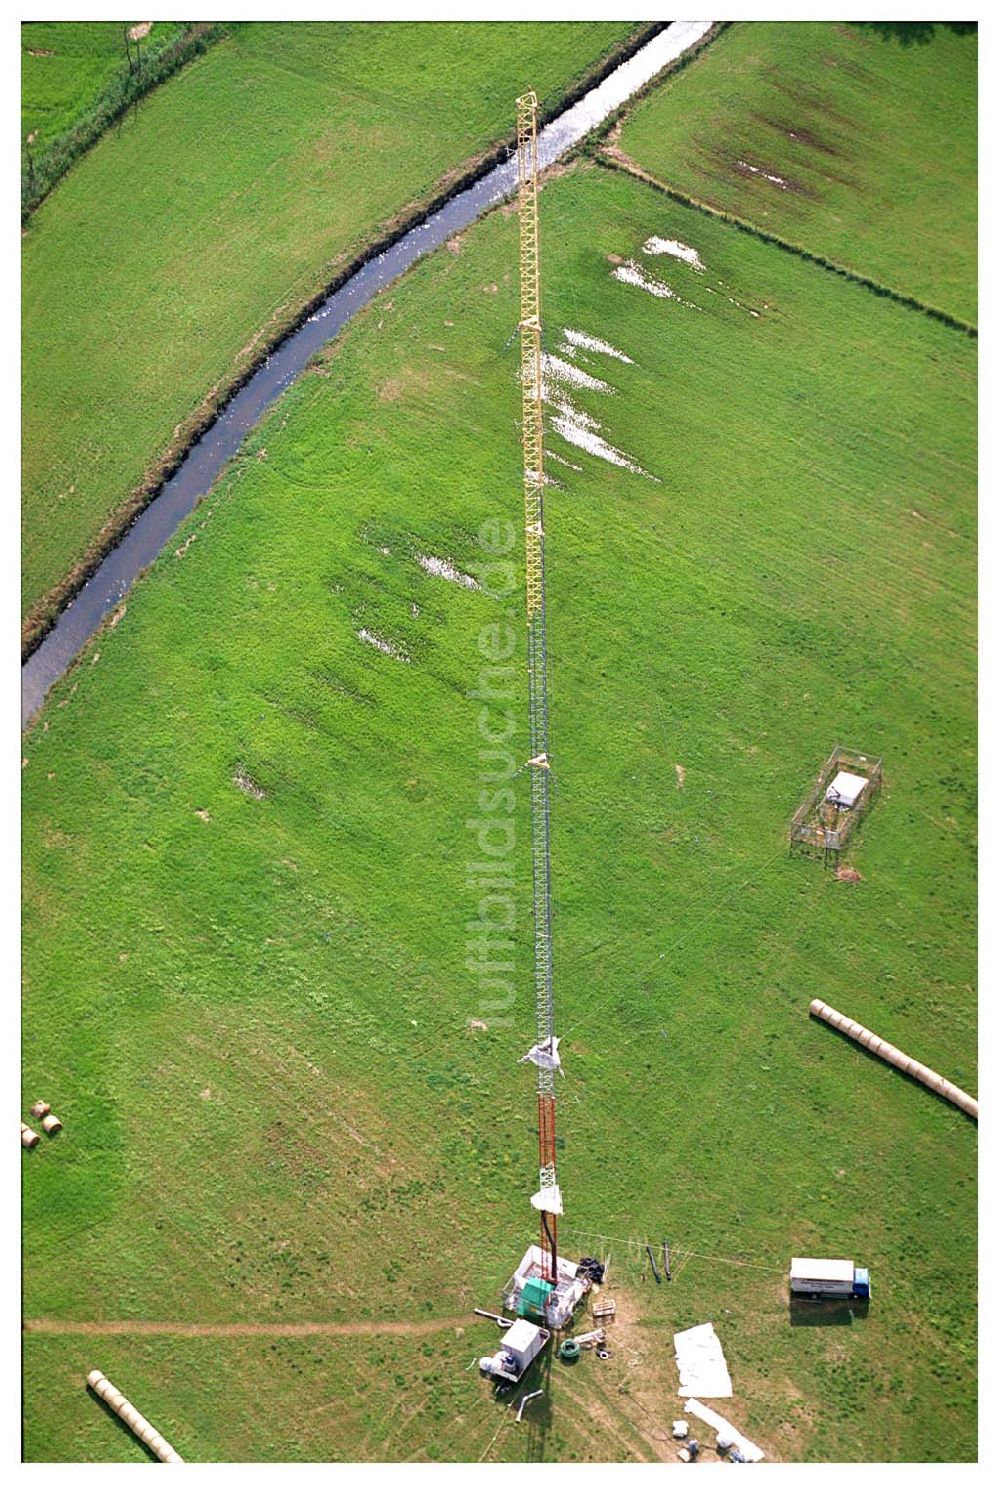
[521,1036,562,1073]
[673,1322,733,1398]
[530,1184,564,1216]
[684,1399,764,1462]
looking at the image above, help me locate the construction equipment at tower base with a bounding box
[504,1244,589,1329]
[479,1318,551,1382]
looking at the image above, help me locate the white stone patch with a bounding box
[417,554,480,589]
[613,260,699,309]
[614,260,675,299]
[541,353,612,394]
[643,236,706,271]
[737,159,790,189]
[526,323,654,480]
[724,295,761,319]
[357,628,411,662]
[550,397,654,479]
[562,327,633,363]
[548,450,584,473]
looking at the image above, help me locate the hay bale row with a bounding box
[20,1102,62,1149]
[87,1370,183,1463]
[810,998,977,1118]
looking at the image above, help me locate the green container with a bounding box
[518,1276,554,1318]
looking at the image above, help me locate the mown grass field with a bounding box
[22,146,976,1461]
[21,21,183,150]
[20,20,636,630]
[616,21,977,324]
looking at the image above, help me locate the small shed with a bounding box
[825,771,868,809]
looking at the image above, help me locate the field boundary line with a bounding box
[593,147,978,339]
[21,21,665,661]
[24,1314,471,1339]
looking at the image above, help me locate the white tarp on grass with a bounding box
[673,1322,733,1398]
[684,1399,764,1462]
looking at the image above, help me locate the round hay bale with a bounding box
[30,1101,51,1119]
[21,1123,40,1149]
[41,1113,62,1135]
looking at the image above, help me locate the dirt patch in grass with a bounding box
[232,765,266,800]
[767,76,859,134]
[751,113,840,158]
[23,1314,469,1338]
[731,154,818,199]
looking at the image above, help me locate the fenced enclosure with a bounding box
[789,746,883,862]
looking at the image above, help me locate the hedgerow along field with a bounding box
[615,20,977,325]
[21,21,183,151]
[20,19,637,636]
[22,139,975,1460]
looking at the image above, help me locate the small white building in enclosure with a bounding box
[504,1244,588,1329]
[790,746,883,860]
[825,771,868,809]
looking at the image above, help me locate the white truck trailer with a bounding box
[479,1318,551,1382]
[789,1257,870,1301]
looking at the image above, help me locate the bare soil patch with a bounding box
[24,1314,469,1339]
[232,765,266,800]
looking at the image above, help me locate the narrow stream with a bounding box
[22,20,713,727]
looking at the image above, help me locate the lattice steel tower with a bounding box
[516,90,562,1286]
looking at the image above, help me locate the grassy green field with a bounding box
[21,21,183,150]
[21,20,636,633]
[22,148,975,1461]
[615,21,977,323]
